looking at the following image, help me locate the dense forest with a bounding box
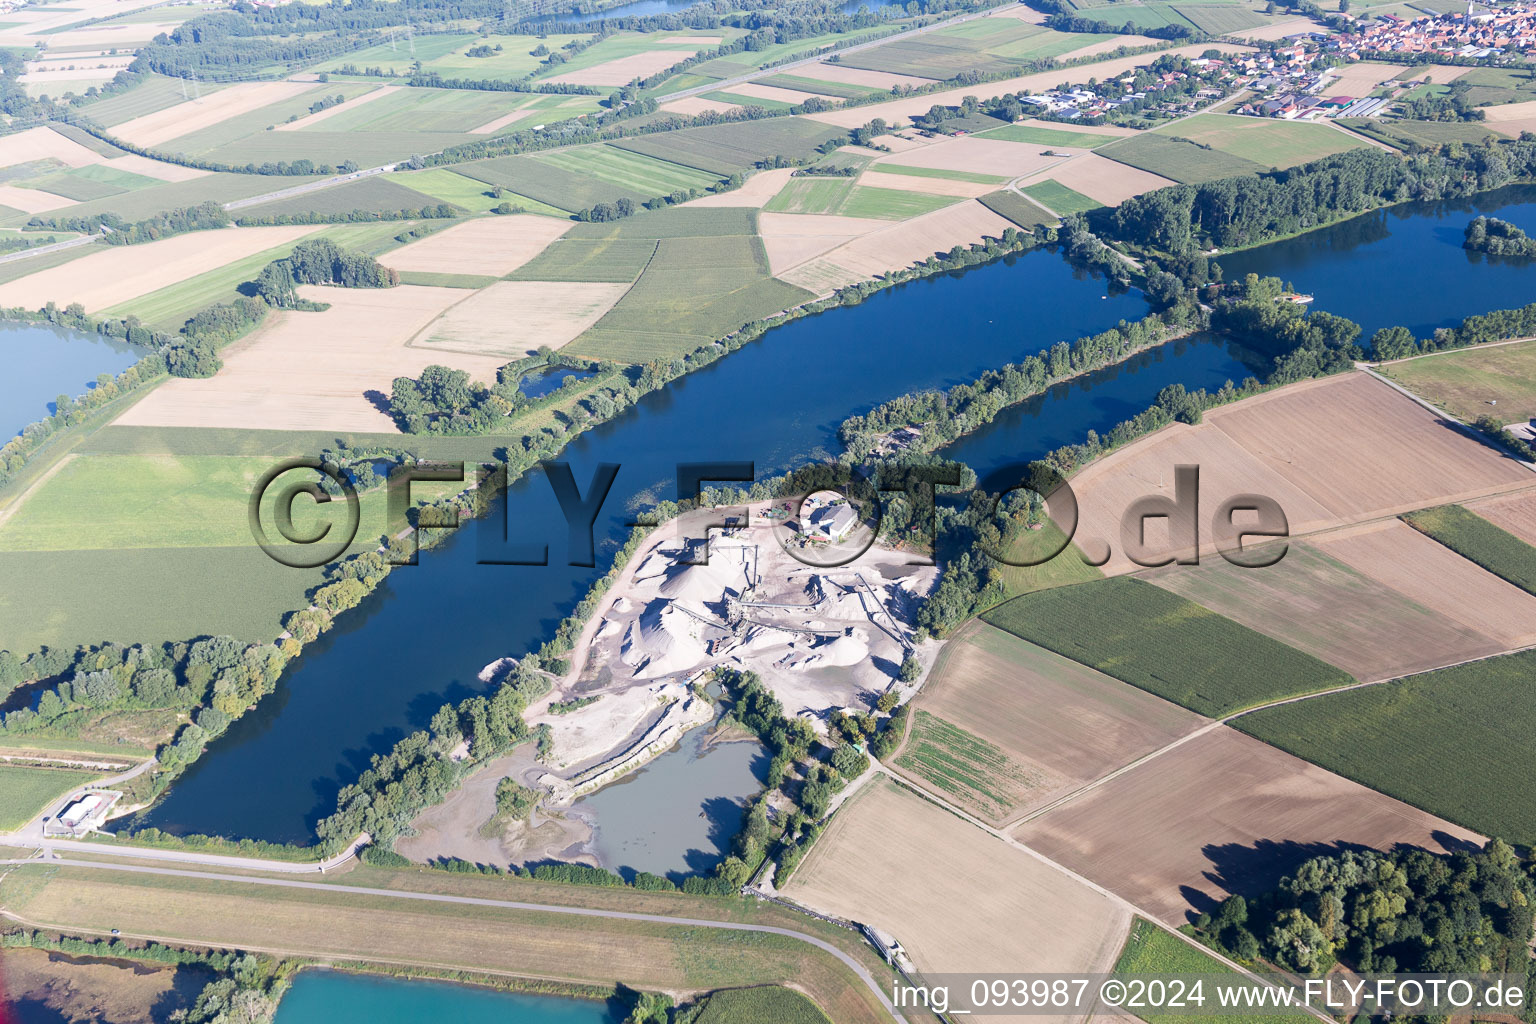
[1194,841,1535,979]
[1104,142,1536,256]
[1464,214,1536,257]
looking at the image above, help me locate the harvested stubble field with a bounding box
[1235,648,1536,845]
[379,215,573,277]
[536,144,724,195]
[0,125,115,169]
[756,211,888,275]
[1319,61,1407,97]
[982,577,1352,717]
[786,777,1131,1017]
[610,118,847,175]
[109,82,319,148]
[683,166,796,208]
[1144,538,1517,681]
[1465,490,1536,548]
[1379,338,1536,423]
[777,200,1015,293]
[414,280,633,357]
[0,763,102,831]
[116,285,506,433]
[73,73,223,128]
[458,155,648,211]
[795,62,938,89]
[0,864,899,1024]
[0,225,320,312]
[1066,372,1534,575]
[1308,519,1536,651]
[895,623,1202,824]
[1012,726,1484,925]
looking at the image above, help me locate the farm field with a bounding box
[1465,490,1536,547]
[977,188,1056,229]
[457,154,649,212]
[1379,338,1536,423]
[1020,178,1103,215]
[115,285,506,433]
[414,280,633,358]
[73,73,226,127]
[995,520,1101,593]
[538,32,718,86]
[109,81,319,148]
[0,863,898,1024]
[0,546,332,651]
[763,176,858,215]
[536,144,724,196]
[507,236,659,283]
[609,119,847,175]
[1144,538,1517,681]
[1097,131,1264,184]
[379,215,573,277]
[1113,919,1315,1024]
[894,623,1203,824]
[1308,519,1536,650]
[0,225,321,312]
[1013,726,1484,924]
[785,778,1132,990]
[0,764,103,831]
[1065,372,1534,575]
[1340,117,1503,149]
[233,177,445,220]
[776,199,1016,292]
[1404,503,1536,596]
[893,710,1041,823]
[1133,113,1367,170]
[26,172,326,223]
[978,123,1118,148]
[564,210,814,362]
[982,577,1352,717]
[1236,648,1536,844]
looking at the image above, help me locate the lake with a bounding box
[572,721,769,879]
[273,970,618,1024]
[0,320,141,440]
[139,184,1536,864]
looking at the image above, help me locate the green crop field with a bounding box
[297,87,522,134]
[978,188,1055,229]
[763,176,856,215]
[995,521,1103,595]
[313,32,480,77]
[1020,179,1102,215]
[1236,648,1536,844]
[979,124,1116,148]
[42,173,324,222]
[611,119,846,175]
[837,186,956,220]
[1113,919,1316,1024]
[1379,338,1536,423]
[1172,3,1266,33]
[24,164,161,201]
[509,237,657,282]
[419,32,593,81]
[694,986,833,1024]
[1099,132,1265,184]
[1404,505,1536,597]
[894,710,1039,821]
[982,577,1353,716]
[1336,117,1502,148]
[75,74,225,128]
[0,765,104,831]
[876,164,1008,185]
[237,176,447,219]
[991,29,1115,60]
[757,73,880,100]
[535,144,723,195]
[1147,113,1368,169]
[1453,66,1536,107]
[459,154,648,210]
[568,230,813,361]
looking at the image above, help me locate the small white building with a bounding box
[808,503,858,541]
[45,791,116,837]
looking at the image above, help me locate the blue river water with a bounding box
[273,971,618,1024]
[138,184,1536,860]
[0,321,141,440]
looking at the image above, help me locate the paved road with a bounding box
[223,163,398,212]
[653,3,1012,104]
[0,233,99,266]
[0,855,908,1023]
